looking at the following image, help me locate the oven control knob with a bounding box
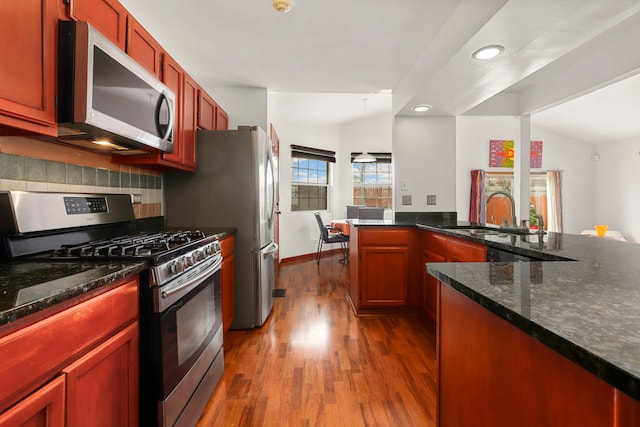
[193,249,203,262]
[184,255,194,267]
[204,245,213,256]
[170,259,185,274]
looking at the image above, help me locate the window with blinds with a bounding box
[291,145,335,211]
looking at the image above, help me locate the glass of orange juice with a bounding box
[595,225,608,237]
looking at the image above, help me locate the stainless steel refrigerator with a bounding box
[164,126,278,329]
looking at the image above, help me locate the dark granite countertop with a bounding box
[0,225,234,332]
[0,260,147,330]
[419,223,640,401]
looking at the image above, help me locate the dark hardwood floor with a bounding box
[197,253,437,426]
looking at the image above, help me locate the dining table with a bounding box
[330,219,350,236]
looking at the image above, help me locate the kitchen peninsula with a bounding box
[348,218,640,425]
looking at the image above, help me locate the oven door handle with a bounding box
[161,255,222,300]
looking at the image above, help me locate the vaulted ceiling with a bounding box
[119,0,640,142]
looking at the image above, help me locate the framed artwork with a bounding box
[530,140,543,168]
[489,140,543,168]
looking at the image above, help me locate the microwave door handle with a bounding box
[155,91,174,142]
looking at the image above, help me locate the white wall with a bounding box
[456,117,596,234]
[271,113,394,260]
[456,116,519,221]
[337,113,394,219]
[394,117,457,212]
[593,136,640,243]
[270,124,342,260]
[206,87,268,131]
[530,125,597,235]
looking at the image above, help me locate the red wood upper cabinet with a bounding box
[160,53,184,166]
[0,0,58,136]
[198,89,229,131]
[197,90,217,130]
[126,15,162,78]
[160,55,196,170]
[68,0,128,50]
[216,105,229,130]
[181,74,198,169]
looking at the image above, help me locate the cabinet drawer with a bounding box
[0,277,138,410]
[422,230,448,254]
[447,236,487,262]
[220,235,235,258]
[360,228,410,246]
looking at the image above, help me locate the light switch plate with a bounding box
[426,195,437,205]
[402,195,412,205]
[401,179,409,191]
[132,194,142,204]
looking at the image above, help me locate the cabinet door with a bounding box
[160,53,183,165]
[220,236,235,334]
[221,255,235,334]
[198,90,217,130]
[126,15,162,78]
[0,0,57,135]
[68,0,127,50]
[216,106,229,130]
[360,246,409,306]
[64,323,139,427]
[181,74,198,169]
[422,249,446,321]
[0,375,65,427]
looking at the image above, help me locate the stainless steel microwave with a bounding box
[58,21,175,154]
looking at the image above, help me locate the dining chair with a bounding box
[358,207,384,220]
[313,211,349,265]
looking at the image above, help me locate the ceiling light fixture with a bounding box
[471,45,505,60]
[353,98,377,163]
[353,152,377,163]
[272,0,292,13]
[412,104,432,112]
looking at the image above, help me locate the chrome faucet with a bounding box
[533,213,546,235]
[486,191,517,227]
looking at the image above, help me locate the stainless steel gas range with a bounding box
[0,191,224,427]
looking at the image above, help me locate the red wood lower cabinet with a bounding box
[63,322,139,427]
[0,375,65,427]
[220,235,235,334]
[437,283,640,426]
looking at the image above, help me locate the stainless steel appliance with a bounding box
[57,21,175,154]
[0,191,223,427]
[165,126,278,329]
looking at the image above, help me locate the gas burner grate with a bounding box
[46,230,210,259]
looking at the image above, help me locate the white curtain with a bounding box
[546,170,563,232]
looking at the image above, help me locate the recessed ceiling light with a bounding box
[471,45,505,60]
[412,104,432,112]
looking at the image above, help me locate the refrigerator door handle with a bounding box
[262,241,279,257]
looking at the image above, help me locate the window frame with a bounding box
[290,145,335,212]
[351,152,393,209]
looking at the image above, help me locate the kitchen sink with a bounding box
[466,228,503,236]
[451,225,539,237]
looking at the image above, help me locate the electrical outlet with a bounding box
[131,194,142,204]
[426,195,437,205]
[402,195,412,205]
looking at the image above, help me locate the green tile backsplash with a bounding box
[0,152,162,189]
[0,153,25,180]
